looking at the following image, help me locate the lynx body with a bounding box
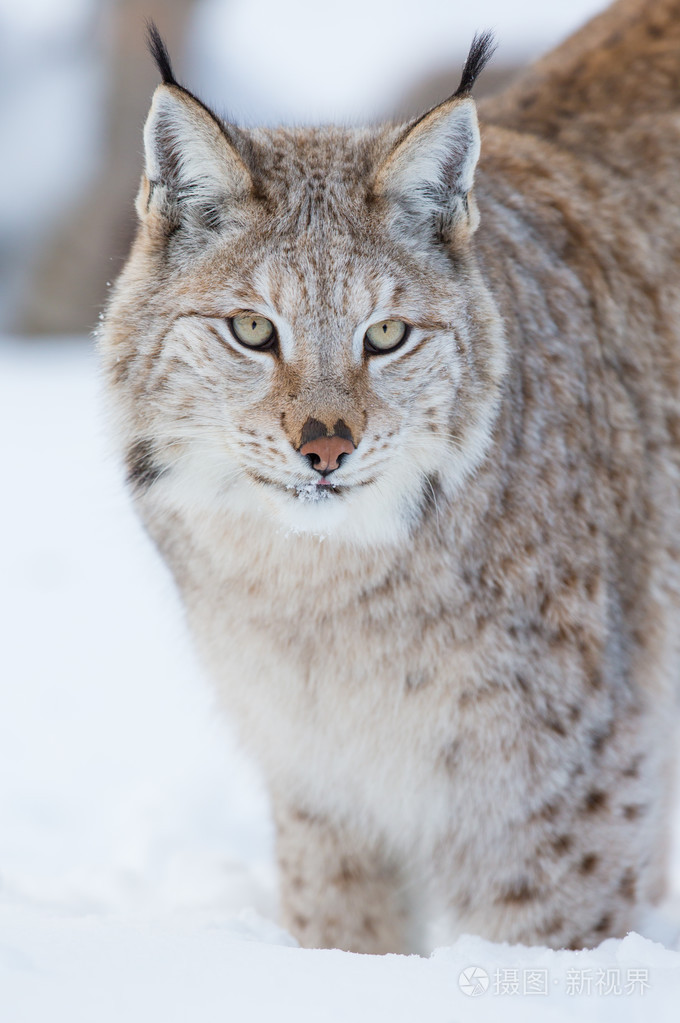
[100,1,680,952]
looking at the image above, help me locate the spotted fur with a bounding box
[99,1,680,953]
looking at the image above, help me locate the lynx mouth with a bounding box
[245,469,345,501]
[290,481,342,502]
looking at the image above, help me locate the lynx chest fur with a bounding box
[100,3,680,953]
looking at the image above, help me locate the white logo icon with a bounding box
[458,966,490,997]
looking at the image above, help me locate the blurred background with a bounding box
[10,0,678,956]
[0,0,610,337]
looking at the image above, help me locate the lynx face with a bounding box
[102,53,505,546]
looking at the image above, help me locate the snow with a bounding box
[2,919,679,1023]
[1,336,680,1019]
[291,480,335,502]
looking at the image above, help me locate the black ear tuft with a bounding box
[146,21,178,87]
[454,31,497,97]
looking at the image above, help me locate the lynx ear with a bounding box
[374,96,481,250]
[374,32,494,251]
[139,83,253,232]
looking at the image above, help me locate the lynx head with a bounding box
[100,28,505,547]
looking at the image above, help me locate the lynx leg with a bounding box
[445,733,671,950]
[274,803,412,954]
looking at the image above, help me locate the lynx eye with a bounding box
[364,319,409,354]
[229,312,276,349]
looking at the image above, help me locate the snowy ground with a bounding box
[1,336,680,1020]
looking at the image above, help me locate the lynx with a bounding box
[99,1,680,953]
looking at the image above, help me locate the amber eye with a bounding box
[364,319,409,354]
[229,312,276,349]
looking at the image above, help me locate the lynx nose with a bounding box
[299,434,355,475]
